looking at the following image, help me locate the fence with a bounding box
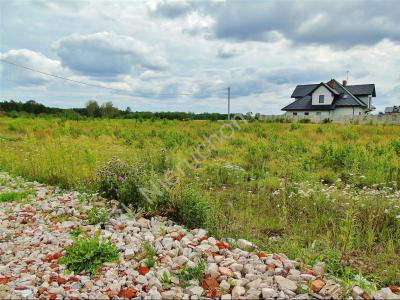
[259,114,400,124]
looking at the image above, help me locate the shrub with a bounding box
[176,188,208,229]
[95,157,146,208]
[85,204,108,225]
[59,231,119,275]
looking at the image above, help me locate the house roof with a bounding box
[290,84,318,98]
[346,84,376,97]
[385,106,400,113]
[291,82,376,98]
[282,95,335,111]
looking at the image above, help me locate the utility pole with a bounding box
[227,86,231,120]
[346,70,349,82]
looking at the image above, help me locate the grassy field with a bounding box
[0,116,399,285]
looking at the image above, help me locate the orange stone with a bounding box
[138,266,150,275]
[202,277,219,290]
[311,279,325,293]
[57,277,67,284]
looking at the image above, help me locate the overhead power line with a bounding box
[0,59,226,97]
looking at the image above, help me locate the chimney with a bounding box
[327,79,336,89]
[342,80,347,86]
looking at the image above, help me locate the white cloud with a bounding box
[0,49,63,86]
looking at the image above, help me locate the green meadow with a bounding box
[0,117,399,285]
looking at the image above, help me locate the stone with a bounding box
[312,279,325,293]
[352,286,364,298]
[221,294,232,300]
[219,267,234,277]
[262,287,275,299]
[124,247,136,260]
[232,286,245,299]
[300,274,316,281]
[247,278,262,289]
[313,262,325,276]
[373,288,399,300]
[237,239,254,251]
[275,275,297,292]
[220,280,230,291]
[188,286,203,297]
[161,290,176,300]
[230,263,243,272]
[173,256,188,267]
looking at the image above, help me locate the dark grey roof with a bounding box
[291,82,376,98]
[291,84,318,98]
[385,106,400,113]
[346,84,376,97]
[332,79,367,107]
[282,96,335,111]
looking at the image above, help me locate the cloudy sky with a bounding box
[1,0,399,114]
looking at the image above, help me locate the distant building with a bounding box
[384,106,400,114]
[282,79,376,119]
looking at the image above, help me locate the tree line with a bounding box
[0,100,231,120]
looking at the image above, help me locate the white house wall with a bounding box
[332,107,367,117]
[311,86,334,105]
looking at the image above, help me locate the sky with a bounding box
[0,0,399,114]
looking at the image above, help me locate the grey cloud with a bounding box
[217,45,242,59]
[55,32,168,77]
[151,0,400,48]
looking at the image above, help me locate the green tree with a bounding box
[100,101,119,118]
[85,100,100,117]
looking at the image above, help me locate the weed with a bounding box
[176,188,208,229]
[160,271,171,289]
[59,231,119,275]
[143,241,156,268]
[0,191,32,202]
[68,227,83,238]
[85,204,108,225]
[178,258,205,287]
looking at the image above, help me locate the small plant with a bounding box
[176,188,208,229]
[160,271,171,289]
[0,191,32,202]
[143,241,156,268]
[178,258,205,287]
[85,204,108,225]
[59,231,119,275]
[68,227,83,238]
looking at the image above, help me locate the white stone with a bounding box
[188,286,203,297]
[262,287,275,299]
[237,239,254,251]
[232,286,246,299]
[230,263,243,272]
[220,280,230,291]
[275,275,297,292]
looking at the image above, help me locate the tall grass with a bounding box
[0,117,399,284]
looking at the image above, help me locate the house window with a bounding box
[293,112,297,116]
[304,112,309,116]
[316,112,321,116]
[319,95,324,103]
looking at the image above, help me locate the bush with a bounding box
[59,231,119,275]
[176,188,208,229]
[96,157,146,208]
